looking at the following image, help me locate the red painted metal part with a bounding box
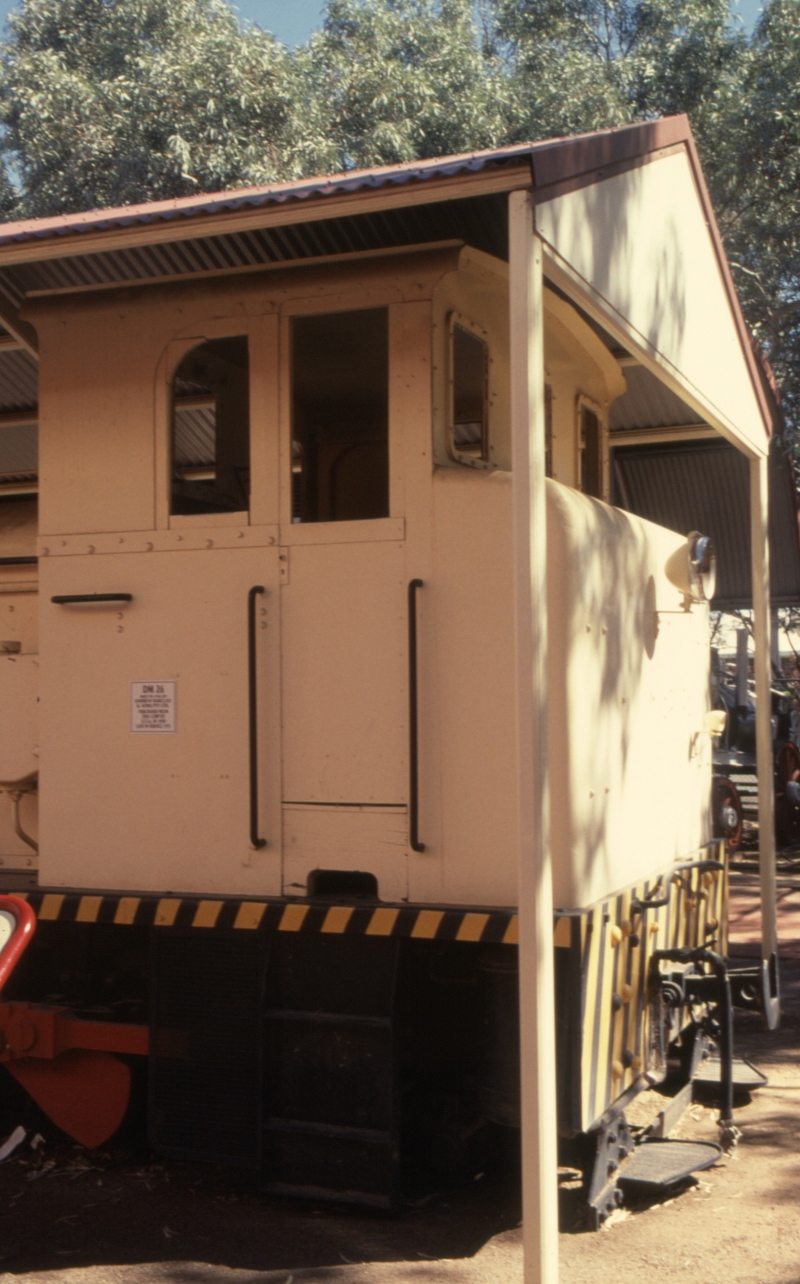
[7,1052,133,1149]
[0,1003,148,1060]
[0,895,36,992]
[0,898,149,1148]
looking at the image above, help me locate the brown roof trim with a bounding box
[532,141,685,204]
[530,116,692,189]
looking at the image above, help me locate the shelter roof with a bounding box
[0,115,776,449]
[0,115,793,600]
[0,118,692,251]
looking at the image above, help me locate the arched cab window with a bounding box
[171,336,249,516]
[448,315,489,468]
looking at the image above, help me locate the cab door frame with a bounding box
[275,286,429,902]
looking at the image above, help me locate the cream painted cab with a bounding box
[0,497,39,870]
[5,243,712,910]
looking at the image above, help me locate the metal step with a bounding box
[618,1138,721,1191]
[693,1056,768,1092]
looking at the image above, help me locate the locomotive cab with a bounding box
[1,245,712,911]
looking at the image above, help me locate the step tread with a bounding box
[693,1056,768,1089]
[618,1139,721,1189]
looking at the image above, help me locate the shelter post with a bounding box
[508,190,559,1284]
[750,453,780,1027]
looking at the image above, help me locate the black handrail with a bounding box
[248,585,267,850]
[51,593,133,604]
[0,557,37,566]
[408,578,425,853]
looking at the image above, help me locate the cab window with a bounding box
[449,319,488,466]
[171,336,250,516]
[578,401,602,499]
[291,308,389,523]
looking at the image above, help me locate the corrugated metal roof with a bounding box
[612,439,800,608]
[0,421,37,475]
[0,350,37,411]
[0,144,534,251]
[0,117,704,255]
[610,364,701,430]
[174,407,215,468]
[3,194,508,303]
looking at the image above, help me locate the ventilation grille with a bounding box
[150,931,264,1166]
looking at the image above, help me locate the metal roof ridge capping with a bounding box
[0,116,697,249]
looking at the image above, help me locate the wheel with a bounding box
[775,742,800,847]
[713,777,743,852]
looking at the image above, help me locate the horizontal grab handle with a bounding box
[51,593,133,605]
[0,557,37,566]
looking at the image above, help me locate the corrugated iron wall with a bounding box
[612,438,800,608]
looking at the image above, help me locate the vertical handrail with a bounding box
[408,579,425,852]
[248,586,267,849]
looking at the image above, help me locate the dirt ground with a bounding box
[0,919,799,1282]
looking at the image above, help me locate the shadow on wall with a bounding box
[547,481,672,904]
[539,163,688,369]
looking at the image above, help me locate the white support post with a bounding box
[750,453,779,1024]
[509,190,559,1284]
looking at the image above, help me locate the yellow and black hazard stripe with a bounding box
[21,890,520,945]
[572,840,728,1133]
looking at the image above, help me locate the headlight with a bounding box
[665,531,716,603]
[688,532,716,602]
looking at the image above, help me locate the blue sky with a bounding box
[0,0,767,41]
[233,0,324,45]
[0,0,326,42]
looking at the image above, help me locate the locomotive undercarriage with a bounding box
[0,918,523,1204]
[0,892,770,1220]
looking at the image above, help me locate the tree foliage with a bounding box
[0,0,798,434]
[0,0,312,213]
[493,0,745,140]
[301,0,508,171]
[715,0,800,434]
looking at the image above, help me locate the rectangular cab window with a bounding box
[579,402,602,499]
[291,309,389,523]
[171,336,250,516]
[450,320,488,466]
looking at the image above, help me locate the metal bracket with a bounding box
[584,1113,635,1228]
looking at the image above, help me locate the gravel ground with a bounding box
[0,967,798,1284]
